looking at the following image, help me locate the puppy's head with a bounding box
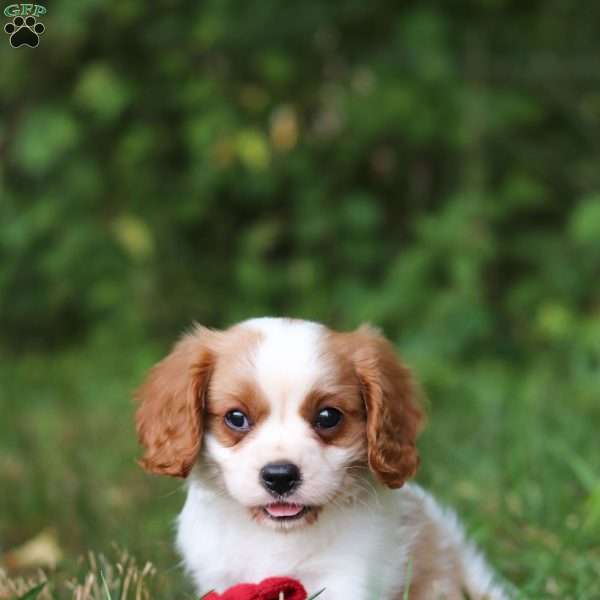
[136,318,423,529]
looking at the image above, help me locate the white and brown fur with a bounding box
[136,317,507,599]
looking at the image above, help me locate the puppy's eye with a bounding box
[314,407,343,429]
[224,410,251,432]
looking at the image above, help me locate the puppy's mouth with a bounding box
[262,502,311,521]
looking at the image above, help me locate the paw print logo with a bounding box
[4,15,45,48]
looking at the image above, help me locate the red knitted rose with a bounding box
[203,577,307,600]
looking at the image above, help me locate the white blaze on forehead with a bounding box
[240,318,328,414]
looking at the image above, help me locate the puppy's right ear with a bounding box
[349,325,424,489]
[135,326,217,478]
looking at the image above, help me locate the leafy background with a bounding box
[1,1,600,598]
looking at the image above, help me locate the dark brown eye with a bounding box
[315,407,343,429]
[224,410,251,432]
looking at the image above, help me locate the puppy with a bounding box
[136,317,507,599]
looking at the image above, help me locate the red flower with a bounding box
[203,577,307,600]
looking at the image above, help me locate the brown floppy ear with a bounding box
[351,325,424,489]
[135,326,217,478]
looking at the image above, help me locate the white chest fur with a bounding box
[176,479,506,600]
[176,479,409,599]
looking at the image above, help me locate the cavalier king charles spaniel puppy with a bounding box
[136,317,507,599]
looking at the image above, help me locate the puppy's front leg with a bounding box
[306,573,374,600]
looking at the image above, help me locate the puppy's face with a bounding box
[136,318,423,530]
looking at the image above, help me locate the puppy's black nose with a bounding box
[260,462,301,496]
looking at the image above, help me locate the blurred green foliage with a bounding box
[1,1,600,597]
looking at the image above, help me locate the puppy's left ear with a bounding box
[135,326,217,478]
[351,325,424,489]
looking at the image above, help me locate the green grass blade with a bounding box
[16,582,47,600]
[403,559,413,600]
[100,570,112,600]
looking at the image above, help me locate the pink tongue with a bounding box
[265,503,304,517]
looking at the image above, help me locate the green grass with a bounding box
[1,332,599,598]
[0,550,158,600]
